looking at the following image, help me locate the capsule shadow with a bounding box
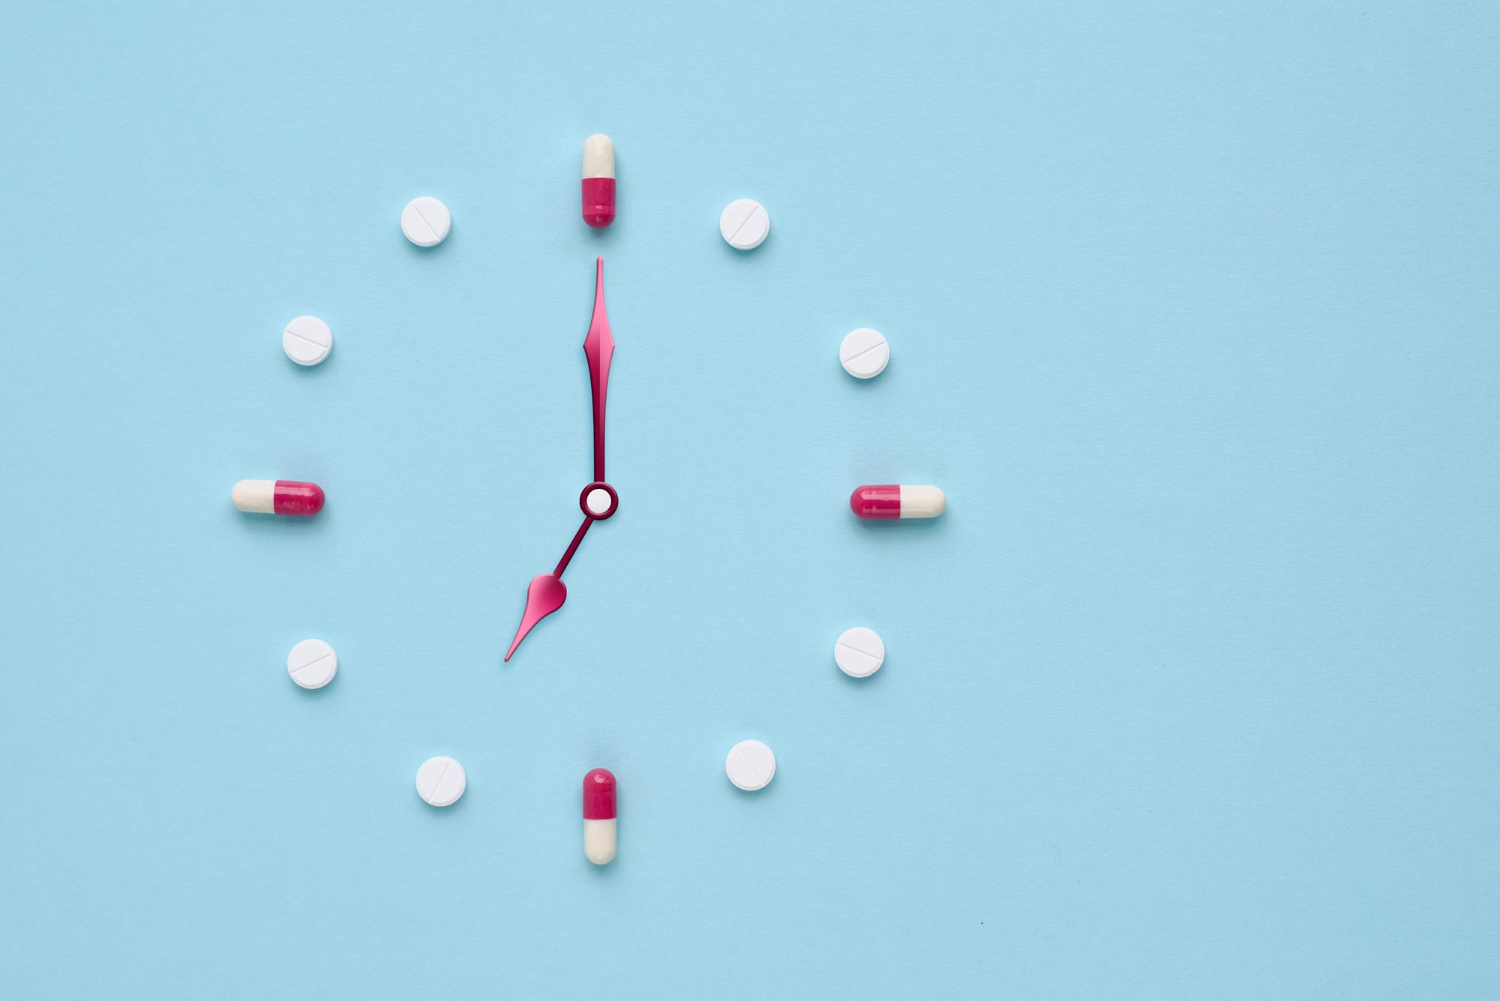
[853,515,947,532]
[234,509,329,535]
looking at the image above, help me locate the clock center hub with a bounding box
[580,482,619,520]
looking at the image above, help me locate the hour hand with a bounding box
[506,258,617,663]
[504,573,567,662]
[504,515,592,662]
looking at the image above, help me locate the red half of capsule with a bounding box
[582,177,615,229]
[583,768,616,819]
[274,481,325,516]
[850,485,901,519]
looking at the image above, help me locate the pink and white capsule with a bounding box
[850,485,946,520]
[583,768,617,865]
[582,134,616,229]
[232,480,325,516]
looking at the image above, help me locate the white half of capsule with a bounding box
[583,134,615,179]
[231,479,276,514]
[584,818,616,865]
[900,486,947,518]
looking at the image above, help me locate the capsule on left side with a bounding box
[232,479,325,516]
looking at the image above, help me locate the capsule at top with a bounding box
[232,479,325,516]
[583,767,616,865]
[581,134,615,229]
[850,484,946,520]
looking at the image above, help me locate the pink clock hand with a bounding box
[583,256,614,483]
[504,516,592,661]
[505,258,620,662]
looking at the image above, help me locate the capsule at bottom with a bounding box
[232,479,325,516]
[583,767,616,865]
[850,484,946,520]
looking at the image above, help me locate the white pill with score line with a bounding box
[287,638,338,689]
[835,627,885,678]
[720,198,770,250]
[840,328,890,379]
[401,196,451,248]
[282,315,332,366]
[725,739,776,791]
[415,756,466,807]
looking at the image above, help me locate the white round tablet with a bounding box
[415,756,466,807]
[401,196,451,248]
[720,198,770,250]
[725,739,776,791]
[282,315,332,366]
[287,638,337,689]
[840,328,890,379]
[835,627,885,678]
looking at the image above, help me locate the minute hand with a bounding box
[583,256,614,482]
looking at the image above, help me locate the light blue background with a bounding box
[1,2,1496,998]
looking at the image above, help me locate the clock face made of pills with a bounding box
[237,134,945,860]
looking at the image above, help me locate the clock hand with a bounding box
[504,516,593,662]
[506,259,621,663]
[583,256,614,484]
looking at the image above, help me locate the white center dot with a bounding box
[586,488,612,515]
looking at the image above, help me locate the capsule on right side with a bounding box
[232,479,326,517]
[850,484,946,520]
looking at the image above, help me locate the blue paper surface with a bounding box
[1,3,1497,998]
